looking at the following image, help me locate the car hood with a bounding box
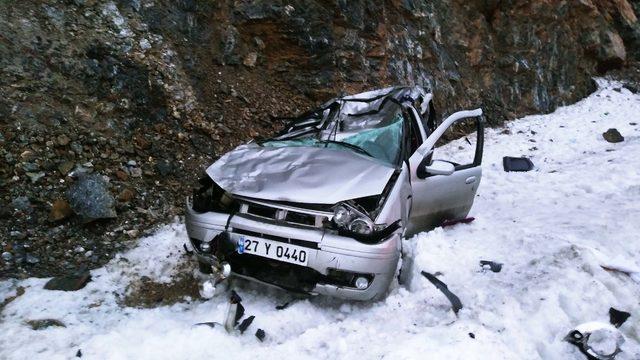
[206,144,396,204]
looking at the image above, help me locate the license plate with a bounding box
[236,235,312,266]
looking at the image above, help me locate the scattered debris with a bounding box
[194,322,218,328]
[468,332,475,339]
[480,260,503,273]
[26,319,66,330]
[503,156,534,172]
[564,322,625,360]
[275,301,292,310]
[609,308,630,328]
[602,128,624,143]
[255,328,266,342]
[442,217,475,228]
[420,271,463,315]
[44,271,91,291]
[76,349,82,358]
[238,315,255,334]
[195,290,260,337]
[183,244,193,256]
[224,290,245,333]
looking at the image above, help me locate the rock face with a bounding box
[175,0,640,121]
[0,0,639,278]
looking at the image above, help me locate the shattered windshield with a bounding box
[262,113,403,165]
[263,97,405,166]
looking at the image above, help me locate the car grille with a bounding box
[227,252,321,293]
[238,199,330,229]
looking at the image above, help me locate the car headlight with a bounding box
[332,204,374,235]
[333,205,352,226]
[349,218,373,235]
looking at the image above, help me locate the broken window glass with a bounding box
[262,112,404,166]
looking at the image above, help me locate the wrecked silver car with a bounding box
[186,86,484,301]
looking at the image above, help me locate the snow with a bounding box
[1,81,640,359]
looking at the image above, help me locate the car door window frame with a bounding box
[409,109,484,179]
[450,115,484,171]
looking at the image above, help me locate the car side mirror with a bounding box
[424,160,455,176]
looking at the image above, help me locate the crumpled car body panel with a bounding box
[207,144,396,204]
[186,85,484,301]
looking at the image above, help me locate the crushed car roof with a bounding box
[207,86,432,204]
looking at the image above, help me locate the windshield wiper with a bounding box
[317,140,373,158]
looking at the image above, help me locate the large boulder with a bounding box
[66,174,116,221]
[44,271,92,291]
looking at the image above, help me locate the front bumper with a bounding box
[185,201,401,301]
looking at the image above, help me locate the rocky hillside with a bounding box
[1,0,639,278]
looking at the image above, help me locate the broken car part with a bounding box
[503,156,534,172]
[197,246,232,299]
[255,329,266,342]
[186,86,485,301]
[197,291,258,336]
[609,307,630,328]
[420,271,463,315]
[238,315,255,334]
[565,322,625,360]
[479,260,503,273]
[224,290,245,333]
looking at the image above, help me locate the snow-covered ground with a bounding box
[1,81,639,359]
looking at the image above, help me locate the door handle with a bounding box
[465,176,476,184]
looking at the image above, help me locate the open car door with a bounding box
[405,109,484,236]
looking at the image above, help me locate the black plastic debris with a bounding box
[480,260,503,273]
[276,301,291,310]
[609,307,630,328]
[564,326,624,360]
[255,328,266,342]
[235,304,245,325]
[468,332,475,339]
[238,315,255,334]
[441,217,475,228]
[565,330,597,360]
[503,156,534,172]
[421,271,463,315]
[230,290,245,325]
[230,290,242,303]
[76,349,82,358]
[224,290,246,332]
